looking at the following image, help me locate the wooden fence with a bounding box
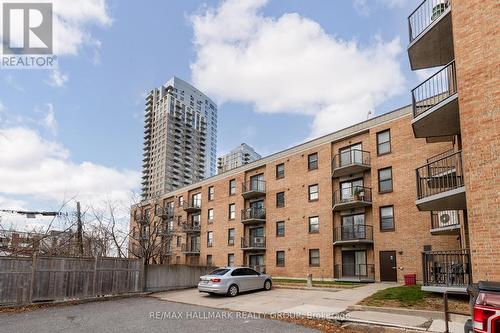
[0,255,142,306]
[146,264,215,292]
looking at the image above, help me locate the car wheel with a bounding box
[227,284,239,297]
[264,279,272,291]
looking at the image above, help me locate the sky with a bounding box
[0,0,429,230]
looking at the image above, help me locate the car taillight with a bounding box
[210,278,221,283]
[473,305,496,332]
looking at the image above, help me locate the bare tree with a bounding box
[128,194,174,265]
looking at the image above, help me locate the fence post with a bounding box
[92,256,98,297]
[28,253,37,304]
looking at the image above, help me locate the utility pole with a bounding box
[76,202,84,256]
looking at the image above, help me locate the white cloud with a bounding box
[0,101,5,113]
[46,69,69,87]
[353,0,370,17]
[0,127,140,208]
[353,0,407,16]
[37,103,58,135]
[0,0,111,56]
[190,0,405,137]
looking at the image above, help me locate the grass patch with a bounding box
[359,284,469,313]
[272,278,361,286]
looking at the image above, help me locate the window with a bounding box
[208,208,214,223]
[309,216,319,233]
[380,206,395,231]
[228,203,236,220]
[308,153,318,170]
[377,130,391,155]
[276,251,285,267]
[229,179,236,195]
[378,167,393,193]
[227,253,235,267]
[192,193,201,207]
[228,228,235,245]
[176,236,181,247]
[276,163,285,179]
[207,231,213,247]
[206,255,213,266]
[276,192,285,207]
[309,249,320,267]
[276,221,285,237]
[178,196,184,207]
[308,184,319,201]
[208,186,214,201]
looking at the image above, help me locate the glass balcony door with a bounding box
[339,143,362,167]
[341,214,366,240]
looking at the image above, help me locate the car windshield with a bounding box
[208,268,230,276]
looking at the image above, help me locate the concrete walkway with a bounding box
[343,309,468,333]
[152,282,394,316]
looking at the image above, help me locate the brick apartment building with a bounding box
[130,0,498,292]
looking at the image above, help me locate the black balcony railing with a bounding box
[250,265,266,274]
[416,151,464,200]
[241,207,266,221]
[408,0,450,43]
[241,236,266,249]
[181,243,200,254]
[183,199,202,211]
[155,207,174,219]
[422,249,471,287]
[332,149,370,171]
[431,211,460,230]
[334,264,375,280]
[181,222,201,233]
[333,186,372,207]
[334,225,373,243]
[412,60,457,118]
[242,180,266,193]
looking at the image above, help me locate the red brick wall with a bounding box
[452,0,500,282]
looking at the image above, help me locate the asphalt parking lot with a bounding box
[152,283,392,317]
[0,297,319,333]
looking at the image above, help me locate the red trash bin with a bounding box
[404,274,416,285]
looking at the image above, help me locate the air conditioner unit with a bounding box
[438,211,458,227]
[254,237,264,245]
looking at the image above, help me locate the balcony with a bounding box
[333,225,373,245]
[250,265,266,274]
[155,207,173,219]
[183,200,202,213]
[241,208,266,225]
[332,150,371,178]
[242,180,266,199]
[181,243,200,255]
[334,264,375,282]
[416,151,466,211]
[241,236,266,251]
[422,249,471,293]
[332,186,372,211]
[157,225,174,236]
[430,210,461,235]
[411,61,459,141]
[181,222,200,233]
[408,0,453,70]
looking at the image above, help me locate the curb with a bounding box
[273,285,342,292]
[0,292,151,312]
[348,304,470,322]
